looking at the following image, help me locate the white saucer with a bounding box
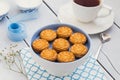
[58,3,114,34]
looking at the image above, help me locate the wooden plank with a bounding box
[0,1,28,80]
[0,1,59,80]
[44,0,120,28]
[100,24,120,79]
[44,0,120,79]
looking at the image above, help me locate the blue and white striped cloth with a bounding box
[20,48,107,80]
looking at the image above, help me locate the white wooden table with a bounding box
[0,0,120,80]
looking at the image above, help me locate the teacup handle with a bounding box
[97,4,112,18]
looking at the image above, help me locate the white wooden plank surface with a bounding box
[44,0,120,27]
[0,0,28,80]
[44,0,120,79]
[0,1,59,80]
[0,0,119,80]
[101,24,120,79]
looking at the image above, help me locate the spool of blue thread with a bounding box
[8,23,27,42]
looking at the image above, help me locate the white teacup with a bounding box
[0,1,10,21]
[15,0,42,12]
[72,0,112,23]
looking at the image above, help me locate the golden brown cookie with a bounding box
[57,51,75,62]
[53,38,70,51]
[57,26,73,38]
[70,44,88,58]
[69,32,87,44]
[40,29,57,41]
[32,39,49,52]
[40,49,57,61]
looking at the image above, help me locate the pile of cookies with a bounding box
[32,26,88,63]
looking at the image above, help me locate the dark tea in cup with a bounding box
[74,0,100,7]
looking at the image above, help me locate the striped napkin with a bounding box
[20,48,107,80]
